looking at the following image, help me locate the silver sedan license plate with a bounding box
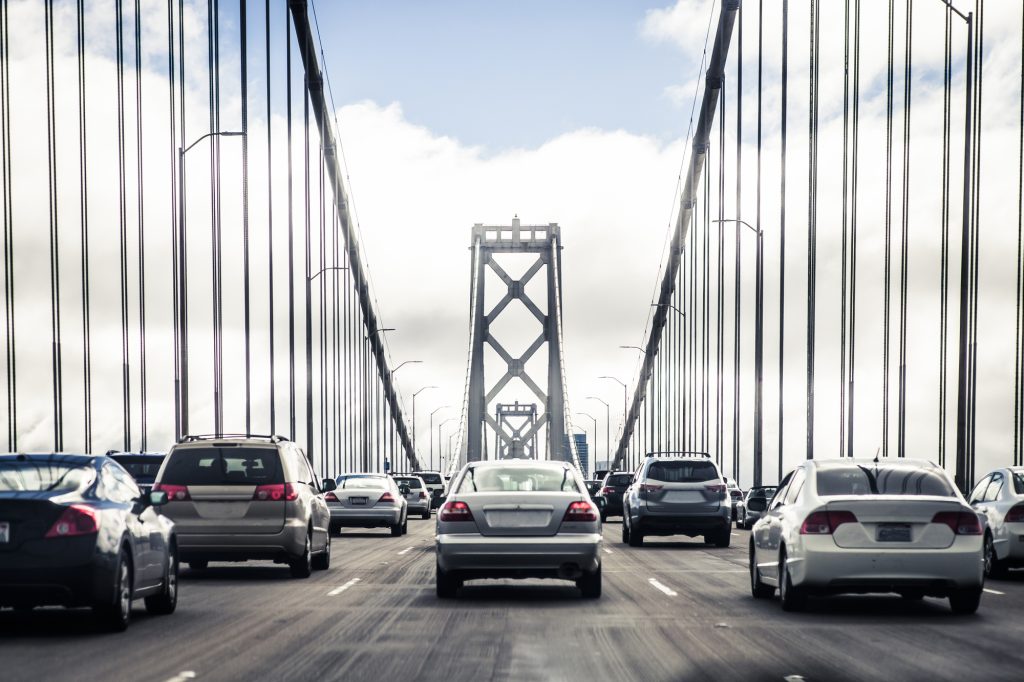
[0,521,8,544]
[349,497,367,506]
[486,511,550,528]
[877,524,911,542]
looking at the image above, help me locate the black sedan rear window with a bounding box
[416,473,443,484]
[607,474,632,486]
[647,460,718,483]
[0,461,93,493]
[111,458,163,483]
[816,466,955,497]
[161,448,283,486]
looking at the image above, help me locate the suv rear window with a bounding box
[393,477,422,489]
[416,473,443,484]
[816,466,955,497]
[161,448,283,486]
[647,460,718,483]
[111,457,163,483]
[607,474,632,486]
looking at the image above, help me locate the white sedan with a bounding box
[969,466,1024,578]
[749,458,985,614]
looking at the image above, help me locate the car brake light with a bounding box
[638,483,662,493]
[601,486,614,494]
[324,491,339,502]
[563,500,598,522]
[378,491,395,504]
[800,510,858,534]
[1006,504,1024,523]
[419,491,428,500]
[252,483,298,502]
[153,483,190,501]
[439,500,474,522]
[932,511,982,535]
[705,484,727,500]
[45,505,100,538]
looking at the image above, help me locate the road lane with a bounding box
[2,518,1024,681]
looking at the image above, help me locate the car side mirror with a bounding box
[149,490,168,506]
[322,478,337,492]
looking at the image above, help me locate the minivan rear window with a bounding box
[647,460,718,483]
[160,448,283,486]
[816,466,955,497]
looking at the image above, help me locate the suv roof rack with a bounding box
[177,434,291,444]
[645,450,711,458]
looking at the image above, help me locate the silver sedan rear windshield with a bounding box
[816,466,955,497]
[338,477,388,489]
[647,460,718,483]
[161,448,283,486]
[458,466,580,493]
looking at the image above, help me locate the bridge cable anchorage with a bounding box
[77,0,93,453]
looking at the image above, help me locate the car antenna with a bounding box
[872,447,880,465]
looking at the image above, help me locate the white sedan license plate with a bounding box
[349,497,367,506]
[486,511,550,528]
[0,521,8,544]
[877,524,911,542]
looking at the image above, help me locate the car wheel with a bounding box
[391,519,403,536]
[290,530,313,579]
[949,587,982,615]
[145,543,178,615]
[627,523,644,548]
[188,560,208,571]
[713,524,731,548]
[778,548,805,612]
[577,564,602,599]
[402,514,409,535]
[312,531,331,571]
[984,533,1009,579]
[95,546,132,632]
[422,510,431,520]
[750,543,774,599]
[600,511,608,523]
[436,562,461,599]
[621,516,630,544]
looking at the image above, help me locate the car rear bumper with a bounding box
[791,537,984,593]
[329,506,401,528]
[407,499,430,513]
[436,532,601,577]
[0,547,117,608]
[177,519,308,561]
[634,510,731,536]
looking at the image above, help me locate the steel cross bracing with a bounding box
[495,402,538,459]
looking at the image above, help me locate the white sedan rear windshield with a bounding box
[816,466,955,497]
[458,467,580,493]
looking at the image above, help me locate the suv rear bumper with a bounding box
[177,519,307,562]
[634,511,731,537]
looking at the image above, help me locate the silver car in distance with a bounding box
[435,460,602,599]
[968,467,1024,578]
[749,459,985,614]
[327,474,409,536]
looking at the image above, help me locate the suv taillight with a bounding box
[1006,504,1024,523]
[932,511,982,535]
[45,505,100,538]
[638,483,662,494]
[562,500,598,522]
[439,500,474,522]
[419,491,428,500]
[153,483,190,501]
[705,484,726,500]
[601,486,614,494]
[800,510,857,535]
[252,483,298,502]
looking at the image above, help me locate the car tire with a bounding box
[145,543,178,615]
[289,530,313,579]
[312,531,331,571]
[949,587,982,615]
[627,523,644,548]
[421,510,431,520]
[402,514,409,535]
[188,560,208,571]
[621,517,630,544]
[436,562,461,599]
[577,564,602,599]
[95,546,132,632]
[984,533,1009,579]
[778,548,805,612]
[713,524,731,548]
[391,519,403,537]
[750,543,773,599]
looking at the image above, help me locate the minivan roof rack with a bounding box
[177,434,291,444]
[645,450,711,458]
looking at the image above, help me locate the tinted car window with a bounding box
[0,460,93,492]
[983,473,1004,503]
[458,466,580,493]
[161,448,283,486]
[416,473,443,485]
[394,477,422,489]
[969,476,991,503]
[1013,472,1024,495]
[607,474,632,486]
[646,460,717,483]
[110,457,163,483]
[785,469,806,505]
[816,465,955,497]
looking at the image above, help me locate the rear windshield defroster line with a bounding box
[160,448,284,486]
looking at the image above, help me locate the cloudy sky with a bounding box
[4,0,1024,486]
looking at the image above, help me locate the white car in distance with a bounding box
[749,458,985,614]
[968,467,1024,578]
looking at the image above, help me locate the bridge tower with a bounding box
[494,402,538,459]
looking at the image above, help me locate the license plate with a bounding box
[349,497,367,506]
[877,524,911,542]
[0,521,7,543]
[485,511,550,528]
[665,490,704,503]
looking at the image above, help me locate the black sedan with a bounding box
[0,454,178,631]
[595,472,633,521]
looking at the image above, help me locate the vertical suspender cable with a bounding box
[754,0,763,482]
[1014,3,1024,467]
[116,0,130,450]
[209,0,224,436]
[304,77,313,460]
[967,0,984,484]
[134,0,148,450]
[176,0,187,439]
[897,0,913,459]
[847,0,861,459]
[704,135,710,452]
[45,0,64,451]
[778,0,788,481]
[240,0,251,435]
[839,0,850,458]
[265,0,276,434]
[733,2,742,481]
[717,83,725,469]
[806,0,819,461]
[939,5,952,468]
[319,146,326,462]
[0,0,14,451]
[287,6,297,440]
[77,0,92,452]
[882,0,895,459]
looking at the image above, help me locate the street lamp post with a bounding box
[438,417,456,473]
[448,432,457,471]
[176,130,245,441]
[577,412,597,477]
[586,396,611,466]
[714,218,764,487]
[651,302,686,318]
[390,359,422,378]
[411,385,437,463]
[619,345,647,354]
[599,376,628,464]
[430,406,451,471]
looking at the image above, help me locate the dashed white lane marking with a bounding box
[327,578,361,596]
[783,676,806,682]
[603,548,614,555]
[731,533,738,536]
[397,546,413,556]
[164,672,197,682]
[648,578,677,597]
[984,587,1005,595]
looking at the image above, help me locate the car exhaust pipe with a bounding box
[558,563,582,580]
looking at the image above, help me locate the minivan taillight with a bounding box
[562,500,598,522]
[932,511,982,535]
[800,510,857,535]
[45,505,100,538]
[439,500,474,522]
[252,483,297,502]
[153,483,190,501]
[1005,504,1024,523]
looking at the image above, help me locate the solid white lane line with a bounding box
[984,587,1005,595]
[164,673,197,682]
[328,578,361,596]
[397,546,413,556]
[648,578,677,597]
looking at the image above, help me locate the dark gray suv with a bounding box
[621,455,732,547]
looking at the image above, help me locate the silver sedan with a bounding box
[327,474,408,536]
[435,460,602,598]
[969,467,1024,578]
[750,458,985,614]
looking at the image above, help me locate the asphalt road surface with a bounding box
[3,518,1024,681]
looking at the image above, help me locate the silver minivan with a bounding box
[153,435,334,578]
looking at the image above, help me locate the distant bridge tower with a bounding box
[495,402,538,459]
[463,218,574,464]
